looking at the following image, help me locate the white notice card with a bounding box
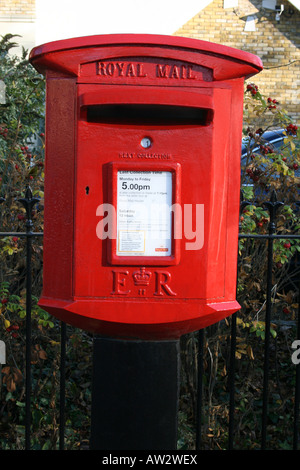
[117,171,172,257]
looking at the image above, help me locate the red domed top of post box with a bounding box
[30,34,263,80]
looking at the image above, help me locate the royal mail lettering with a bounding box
[156,64,195,80]
[96,61,196,81]
[98,62,147,78]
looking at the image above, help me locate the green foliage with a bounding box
[180,82,299,450]
[0,35,55,450]
[0,35,94,451]
[238,82,299,332]
[0,33,45,306]
[0,34,45,200]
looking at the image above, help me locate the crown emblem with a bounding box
[132,267,152,286]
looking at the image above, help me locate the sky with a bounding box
[35,0,213,44]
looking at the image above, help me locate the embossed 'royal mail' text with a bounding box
[96,61,197,80]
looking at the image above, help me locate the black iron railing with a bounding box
[0,188,299,450]
[196,191,300,451]
[0,188,62,450]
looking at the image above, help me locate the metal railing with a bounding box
[196,191,300,451]
[0,187,299,450]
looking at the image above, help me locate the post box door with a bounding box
[73,84,233,305]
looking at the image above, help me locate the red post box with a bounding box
[30,34,262,339]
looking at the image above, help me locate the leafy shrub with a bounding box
[0,32,45,327]
[0,36,93,450]
[240,82,300,325]
[180,82,299,450]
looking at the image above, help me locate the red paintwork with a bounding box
[30,34,262,339]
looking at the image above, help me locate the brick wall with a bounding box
[174,0,299,122]
[0,0,35,19]
[0,1,36,56]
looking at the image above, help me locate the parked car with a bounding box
[240,127,300,290]
[241,128,286,156]
[241,128,300,189]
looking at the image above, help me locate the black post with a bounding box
[90,336,180,450]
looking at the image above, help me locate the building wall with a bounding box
[0,0,35,17]
[174,0,299,121]
[0,0,36,55]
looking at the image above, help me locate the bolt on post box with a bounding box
[30,35,262,340]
